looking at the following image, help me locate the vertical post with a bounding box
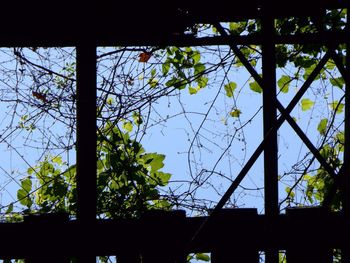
[76,44,97,262]
[342,5,350,262]
[261,6,279,263]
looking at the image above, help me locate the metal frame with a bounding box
[0,0,349,262]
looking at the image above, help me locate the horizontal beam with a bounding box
[0,1,346,47]
[0,209,346,258]
[0,31,348,48]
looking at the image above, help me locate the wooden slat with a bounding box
[0,0,345,46]
[0,210,346,259]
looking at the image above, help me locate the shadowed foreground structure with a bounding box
[0,0,349,262]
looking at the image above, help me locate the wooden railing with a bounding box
[0,208,347,262]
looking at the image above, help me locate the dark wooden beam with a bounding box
[0,0,346,47]
[76,45,97,223]
[0,210,346,259]
[261,7,279,263]
[341,5,350,262]
[76,45,97,263]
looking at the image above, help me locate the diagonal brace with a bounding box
[215,22,337,179]
[212,23,335,211]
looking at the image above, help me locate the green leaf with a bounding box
[27,167,35,175]
[277,75,291,93]
[166,77,187,89]
[294,57,316,69]
[194,63,205,75]
[320,144,332,159]
[224,82,237,97]
[150,154,165,172]
[189,86,200,95]
[229,22,245,34]
[249,81,262,93]
[5,203,13,214]
[17,189,28,205]
[197,76,208,88]
[21,178,32,193]
[157,172,171,186]
[301,98,314,111]
[52,180,67,197]
[106,97,113,105]
[97,159,105,171]
[336,132,345,152]
[63,165,76,179]
[149,78,158,88]
[122,122,133,132]
[303,64,321,80]
[329,100,344,114]
[39,161,54,177]
[285,187,295,199]
[151,68,156,77]
[192,51,201,64]
[162,62,170,75]
[165,77,179,87]
[325,59,336,70]
[132,112,143,125]
[230,109,241,118]
[336,132,344,144]
[195,253,210,262]
[317,118,328,135]
[330,77,344,89]
[143,153,165,173]
[52,155,63,165]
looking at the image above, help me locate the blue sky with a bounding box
[0,44,344,262]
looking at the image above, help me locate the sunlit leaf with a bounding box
[249,81,262,93]
[150,154,165,172]
[197,76,208,88]
[106,97,113,105]
[122,122,133,132]
[224,82,237,97]
[132,112,143,125]
[285,186,295,199]
[189,86,200,95]
[21,178,32,193]
[317,118,328,135]
[151,68,156,77]
[330,77,344,89]
[336,132,344,144]
[5,203,13,214]
[149,78,159,88]
[17,189,29,206]
[194,63,205,75]
[301,98,314,111]
[27,167,35,175]
[162,62,170,75]
[165,77,179,87]
[230,109,241,118]
[195,253,210,262]
[277,75,291,93]
[157,172,171,186]
[329,100,344,114]
[192,51,201,64]
[229,22,245,34]
[52,155,63,165]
